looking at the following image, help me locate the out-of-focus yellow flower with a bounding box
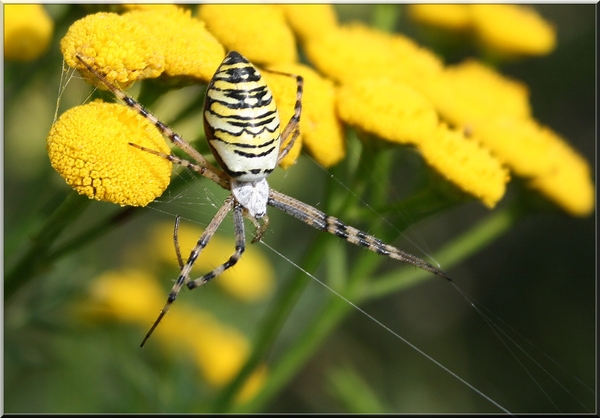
[528,148,594,217]
[279,4,339,41]
[47,101,172,207]
[83,269,165,323]
[60,12,165,88]
[337,78,438,146]
[149,221,274,302]
[235,363,268,404]
[199,5,297,66]
[4,4,54,61]
[475,117,594,216]
[125,6,225,82]
[304,22,443,90]
[418,125,509,208]
[265,63,345,168]
[471,5,556,57]
[407,5,471,30]
[81,268,268,398]
[421,60,531,132]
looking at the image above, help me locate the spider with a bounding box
[75,51,451,347]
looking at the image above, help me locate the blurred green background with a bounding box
[4,4,595,413]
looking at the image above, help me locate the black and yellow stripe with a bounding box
[204,51,282,182]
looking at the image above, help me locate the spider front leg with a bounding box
[140,195,236,347]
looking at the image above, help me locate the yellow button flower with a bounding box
[475,117,594,216]
[81,267,267,400]
[148,221,274,302]
[337,77,438,146]
[125,6,225,82]
[304,22,443,90]
[418,124,509,208]
[421,60,531,131]
[279,4,339,41]
[529,150,594,217]
[83,269,165,323]
[199,4,297,66]
[471,5,556,57]
[407,5,472,30]
[4,4,54,61]
[47,101,172,207]
[60,12,165,88]
[264,63,345,168]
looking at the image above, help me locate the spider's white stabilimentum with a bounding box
[76,51,450,347]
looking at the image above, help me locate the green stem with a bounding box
[211,232,331,412]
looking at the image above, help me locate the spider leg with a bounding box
[173,215,184,269]
[140,195,236,347]
[249,214,269,244]
[259,68,303,164]
[75,54,229,189]
[187,202,245,290]
[128,143,230,189]
[268,189,451,281]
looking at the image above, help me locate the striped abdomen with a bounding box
[203,51,281,182]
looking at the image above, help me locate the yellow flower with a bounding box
[149,221,275,302]
[47,101,172,207]
[199,5,297,66]
[304,22,443,90]
[475,117,594,216]
[83,269,165,323]
[529,149,594,217]
[60,12,165,88]
[264,63,345,168]
[125,6,225,82]
[407,5,472,30]
[470,5,556,57]
[81,268,268,399]
[279,4,339,41]
[4,4,54,61]
[420,60,531,132]
[337,78,438,146]
[418,125,509,208]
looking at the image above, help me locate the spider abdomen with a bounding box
[204,51,281,182]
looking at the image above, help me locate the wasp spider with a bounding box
[76,51,451,347]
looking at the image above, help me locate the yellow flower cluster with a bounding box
[291,6,592,215]
[60,6,224,87]
[49,4,593,216]
[408,4,556,57]
[47,101,172,207]
[80,219,275,401]
[4,4,54,61]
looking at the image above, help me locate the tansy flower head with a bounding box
[47,101,172,207]
[474,117,594,216]
[199,4,296,66]
[264,63,345,168]
[304,22,443,90]
[60,12,165,88]
[471,5,556,57]
[4,4,54,61]
[418,124,509,208]
[124,6,225,82]
[148,221,274,302]
[337,77,438,146]
[82,269,165,323]
[407,5,471,31]
[81,268,267,400]
[278,4,339,42]
[421,59,531,131]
